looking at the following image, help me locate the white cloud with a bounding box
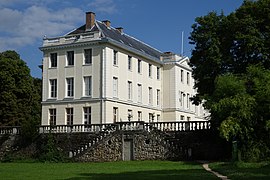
[88,0,117,14]
[0,6,84,51]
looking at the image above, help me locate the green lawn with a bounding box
[0,161,218,180]
[209,161,270,179]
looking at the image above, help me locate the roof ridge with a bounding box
[96,20,162,54]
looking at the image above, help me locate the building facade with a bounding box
[40,12,207,126]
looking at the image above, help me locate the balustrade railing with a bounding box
[0,121,210,134]
[0,126,21,134]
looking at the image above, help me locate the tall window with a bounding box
[149,87,153,105]
[84,49,92,64]
[149,113,154,122]
[128,56,132,70]
[157,89,160,106]
[137,84,142,103]
[157,67,160,80]
[50,53,57,68]
[138,111,142,121]
[187,93,190,109]
[148,64,152,77]
[67,51,74,66]
[66,108,73,125]
[84,76,92,96]
[113,107,118,123]
[157,114,160,122]
[50,79,57,98]
[181,69,184,83]
[180,115,185,121]
[128,109,133,121]
[128,81,132,100]
[49,109,56,125]
[187,72,190,85]
[138,59,142,73]
[66,78,74,97]
[113,77,118,97]
[84,107,91,124]
[113,50,118,66]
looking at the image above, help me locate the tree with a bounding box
[189,0,270,161]
[0,50,41,132]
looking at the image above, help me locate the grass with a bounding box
[209,161,270,179]
[0,160,218,180]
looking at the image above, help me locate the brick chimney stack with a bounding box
[102,20,111,28]
[86,12,95,31]
[116,27,123,34]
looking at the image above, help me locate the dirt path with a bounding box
[202,163,230,180]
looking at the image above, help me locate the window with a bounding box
[67,51,74,66]
[113,50,118,66]
[180,115,185,121]
[84,107,91,124]
[84,76,92,96]
[49,109,56,125]
[180,92,184,107]
[50,53,57,68]
[149,113,154,122]
[50,79,57,98]
[138,59,142,73]
[66,108,73,125]
[157,89,160,106]
[128,56,132,70]
[66,78,74,97]
[138,111,142,121]
[113,107,118,123]
[187,117,191,121]
[149,87,153,105]
[137,84,142,103]
[128,109,133,121]
[187,93,190,109]
[84,49,92,64]
[128,81,132,100]
[157,67,160,80]
[148,64,152,77]
[113,77,118,97]
[181,69,184,82]
[187,72,190,85]
[157,114,160,122]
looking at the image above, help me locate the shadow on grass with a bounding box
[65,169,217,180]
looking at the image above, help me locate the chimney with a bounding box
[86,12,95,30]
[102,20,111,28]
[116,27,123,34]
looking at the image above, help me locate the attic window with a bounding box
[119,39,124,43]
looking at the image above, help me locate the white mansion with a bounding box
[40,12,207,126]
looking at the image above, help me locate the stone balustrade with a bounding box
[0,126,21,134]
[0,121,210,135]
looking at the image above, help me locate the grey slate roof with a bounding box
[68,21,162,59]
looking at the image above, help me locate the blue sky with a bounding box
[0,0,243,78]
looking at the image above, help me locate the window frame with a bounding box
[84,49,92,65]
[83,107,91,124]
[84,76,92,97]
[50,53,57,68]
[66,77,74,97]
[67,51,74,66]
[49,109,56,125]
[113,77,118,98]
[66,108,73,125]
[50,79,57,98]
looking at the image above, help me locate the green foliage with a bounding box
[39,134,67,162]
[190,0,270,161]
[0,50,41,141]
